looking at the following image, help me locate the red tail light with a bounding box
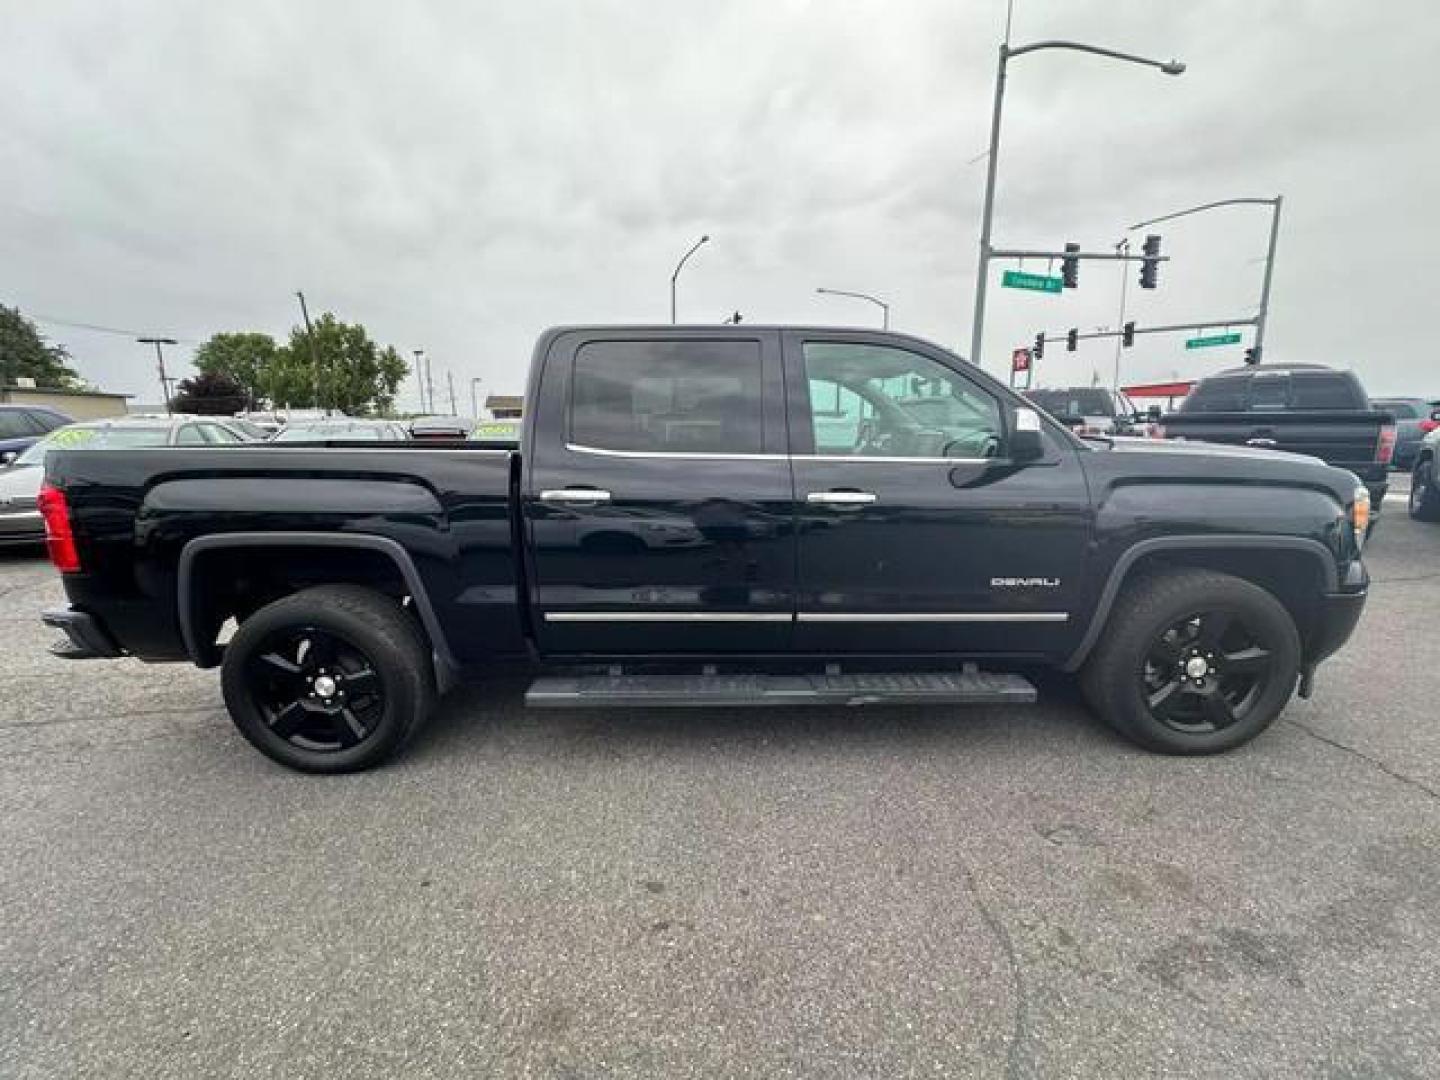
[37,483,80,573]
[1376,423,1396,466]
[1421,418,1439,434]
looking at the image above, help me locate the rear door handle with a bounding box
[806,490,877,506]
[1245,438,1277,449]
[540,488,612,503]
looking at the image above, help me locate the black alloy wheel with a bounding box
[221,584,434,772]
[246,626,385,752]
[1140,611,1275,735]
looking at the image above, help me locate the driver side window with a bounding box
[802,342,1002,458]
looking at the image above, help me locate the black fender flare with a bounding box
[1062,534,1340,672]
[177,531,459,691]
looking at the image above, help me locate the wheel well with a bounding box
[1119,548,1324,642]
[186,545,417,667]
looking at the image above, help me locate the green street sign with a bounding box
[1185,332,1243,349]
[1002,270,1063,294]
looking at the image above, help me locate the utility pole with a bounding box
[1112,237,1130,390]
[446,371,457,415]
[1130,196,1283,363]
[969,39,1185,368]
[470,376,483,419]
[137,337,178,414]
[424,355,435,415]
[670,235,710,323]
[295,291,321,412]
[412,350,427,413]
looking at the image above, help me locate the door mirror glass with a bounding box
[1010,408,1044,461]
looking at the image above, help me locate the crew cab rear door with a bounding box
[522,329,795,654]
[783,331,1091,658]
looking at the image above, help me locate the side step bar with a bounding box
[525,670,1036,709]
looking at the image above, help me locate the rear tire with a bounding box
[221,585,434,773]
[1410,458,1440,522]
[1081,569,1300,755]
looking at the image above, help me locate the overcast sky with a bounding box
[4,0,1437,409]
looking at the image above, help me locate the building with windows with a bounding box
[1,383,132,420]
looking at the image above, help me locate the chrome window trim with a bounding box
[565,442,987,465]
[566,443,787,462]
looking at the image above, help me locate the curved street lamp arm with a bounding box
[671,235,710,285]
[1129,197,1281,231]
[1006,39,1185,74]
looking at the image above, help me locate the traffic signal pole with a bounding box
[1130,196,1282,363]
[968,37,1185,369]
[1035,314,1259,349]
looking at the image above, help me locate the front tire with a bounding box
[221,585,434,773]
[1410,458,1440,522]
[1081,570,1300,755]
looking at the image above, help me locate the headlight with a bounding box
[1350,484,1370,550]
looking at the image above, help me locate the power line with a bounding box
[28,312,200,344]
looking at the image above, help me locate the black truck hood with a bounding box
[1088,436,1362,504]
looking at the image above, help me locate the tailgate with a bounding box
[1164,412,1383,471]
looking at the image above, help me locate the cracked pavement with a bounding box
[2,476,1438,1078]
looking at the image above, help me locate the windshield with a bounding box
[1027,389,1116,418]
[14,424,170,465]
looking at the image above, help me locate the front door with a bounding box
[784,332,1092,658]
[524,330,795,654]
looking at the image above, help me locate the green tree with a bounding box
[170,371,248,415]
[192,332,279,408]
[281,314,408,415]
[0,304,81,388]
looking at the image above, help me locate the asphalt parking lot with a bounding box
[2,479,1438,1080]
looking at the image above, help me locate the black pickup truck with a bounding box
[39,327,1371,772]
[1158,363,1395,515]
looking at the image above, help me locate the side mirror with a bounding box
[0,451,15,467]
[1010,407,1044,461]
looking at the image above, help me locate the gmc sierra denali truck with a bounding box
[38,326,1370,772]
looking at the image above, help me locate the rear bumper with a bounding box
[41,606,123,660]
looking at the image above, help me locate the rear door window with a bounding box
[571,339,764,454]
[1291,373,1365,410]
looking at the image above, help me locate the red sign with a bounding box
[1011,348,1032,373]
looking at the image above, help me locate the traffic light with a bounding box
[1033,333,1045,360]
[1139,234,1161,289]
[1061,242,1080,289]
[1244,346,1261,365]
[1066,327,1078,353]
[1122,321,1135,348]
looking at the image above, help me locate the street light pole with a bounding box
[136,336,178,414]
[446,371,457,416]
[670,234,710,324]
[1130,196,1283,363]
[815,287,891,329]
[969,40,1185,369]
[1112,237,1130,391]
[295,291,321,412]
[412,350,426,413]
[470,377,483,419]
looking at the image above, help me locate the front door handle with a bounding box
[1245,438,1277,449]
[540,488,612,504]
[806,490,877,506]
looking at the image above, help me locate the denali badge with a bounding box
[991,577,1061,589]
